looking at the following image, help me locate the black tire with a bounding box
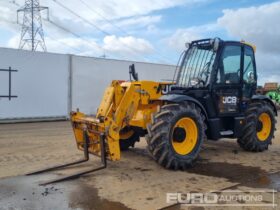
[237,101,276,152]
[119,128,140,151]
[146,102,206,170]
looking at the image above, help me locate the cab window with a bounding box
[243,46,256,98]
[216,45,241,84]
[243,46,256,83]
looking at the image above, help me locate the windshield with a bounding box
[176,44,216,87]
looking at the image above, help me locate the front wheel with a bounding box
[119,128,140,151]
[146,102,206,170]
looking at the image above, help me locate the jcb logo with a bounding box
[222,96,237,104]
[161,84,174,95]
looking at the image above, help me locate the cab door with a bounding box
[242,45,257,99]
[212,43,243,116]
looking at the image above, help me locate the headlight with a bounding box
[185,42,190,49]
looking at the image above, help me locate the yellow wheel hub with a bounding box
[257,113,272,141]
[172,117,198,155]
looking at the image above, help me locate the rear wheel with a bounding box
[119,128,140,151]
[238,101,276,151]
[146,102,206,170]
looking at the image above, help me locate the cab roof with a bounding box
[190,38,256,52]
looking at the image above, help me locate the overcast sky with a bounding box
[0,0,279,84]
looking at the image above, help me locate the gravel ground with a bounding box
[0,116,279,210]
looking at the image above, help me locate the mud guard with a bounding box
[159,94,208,119]
[252,95,278,116]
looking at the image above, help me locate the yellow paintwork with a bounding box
[71,80,174,161]
[257,113,272,141]
[171,117,198,155]
[129,103,161,128]
[120,129,134,139]
[241,40,257,52]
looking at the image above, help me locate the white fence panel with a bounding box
[71,56,175,115]
[0,48,176,121]
[0,48,69,120]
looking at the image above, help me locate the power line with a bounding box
[9,0,20,7]
[51,0,159,62]
[7,0,110,58]
[3,2,107,61]
[46,19,105,54]
[46,34,85,53]
[46,19,111,58]
[77,0,128,35]
[1,2,85,57]
[8,0,174,63]
[76,0,176,64]
[52,0,110,36]
[0,18,80,64]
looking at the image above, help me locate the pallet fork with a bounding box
[26,130,107,185]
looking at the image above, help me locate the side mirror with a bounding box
[185,42,191,49]
[247,71,256,83]
[129,64,139,81]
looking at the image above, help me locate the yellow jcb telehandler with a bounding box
[28,38,277,185]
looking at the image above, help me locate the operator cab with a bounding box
[174,38,257,95]
[169,38,258,139]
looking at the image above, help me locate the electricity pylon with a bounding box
[17,0,49,51]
